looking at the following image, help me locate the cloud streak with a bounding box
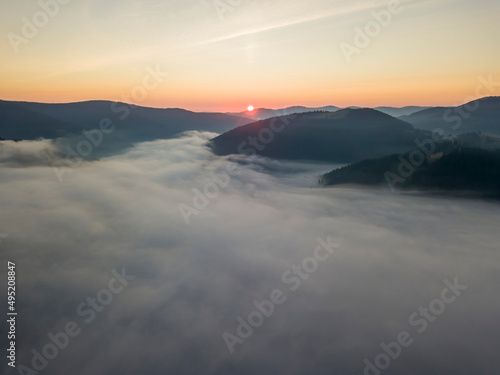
[196,0,409,46]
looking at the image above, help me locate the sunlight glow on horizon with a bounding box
[0,0,499,111]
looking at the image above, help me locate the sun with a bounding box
[247,105,254,112]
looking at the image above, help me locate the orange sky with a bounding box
[1,0,499,112]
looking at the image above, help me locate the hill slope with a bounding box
[322,133,500,196]
[0,100,80,140]
[0,100,251,141]
[400,97,500,136]
[231,105,430,121]
[229,105,340,121]
[0,99,252,158]
[211,108,432,163]
[375,106,430,117]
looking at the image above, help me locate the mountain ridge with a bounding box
[210,108,431,163]
[321,132,500,196]
[400,96,500,136]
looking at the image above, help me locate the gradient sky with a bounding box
[1,0,499,112]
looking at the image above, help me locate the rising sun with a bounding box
[247,105,254,112]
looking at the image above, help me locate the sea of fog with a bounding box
[1,132,499,375]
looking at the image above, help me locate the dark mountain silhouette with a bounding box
[0,100,79,140]
[210,108,432,163]
[400,96,500,136]
[322,133,500,196]
[375,106,430,117]
[0,100,251,141]
[406,148,500,194]
[229,105,340,121]
[0,99,252,158]
[453,132,500,150]
[231,105,429,121]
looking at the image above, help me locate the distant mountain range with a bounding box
[210,97,500,197]
[227,97,500,136]
[210,108,432,163]
[400,97,500,136]
[1,97,499,171]
[0,99,252,157]
[228,106,341,121]
[228,105,429,121]
[376,106,431,117]
[0,100,252,140]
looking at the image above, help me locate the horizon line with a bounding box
[1,96,498,114]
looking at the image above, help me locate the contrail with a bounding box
[196,0,404,46]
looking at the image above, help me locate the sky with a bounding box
[1,133,500,375]
[1,0,500,111]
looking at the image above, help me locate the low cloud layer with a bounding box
[1,133,499,375]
